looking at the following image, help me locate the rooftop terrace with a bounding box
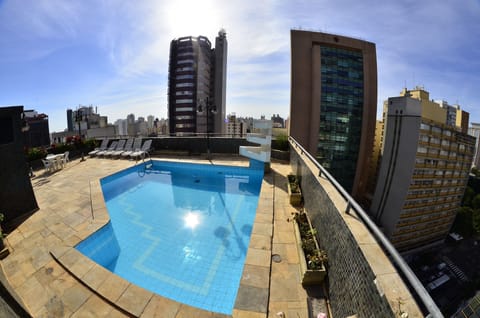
[0,138,440,317]
[0,155,325,317]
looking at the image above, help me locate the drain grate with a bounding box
[272,254,282,263]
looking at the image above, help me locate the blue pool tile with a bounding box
[76,160,262,315]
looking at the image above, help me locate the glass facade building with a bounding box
[318,47,364,192]
[290,30,377,200]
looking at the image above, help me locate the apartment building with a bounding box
[168,30,227,136]
[370,89,475,252]
[469,123,480,168]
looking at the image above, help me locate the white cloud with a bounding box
[1,0,480,131]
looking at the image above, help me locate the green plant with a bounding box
[0,212,4,238]
[289,211,327,270]
[273,134,289,151]
[51,143,74,154]
[25,147,48,162]
[395,298,408,318]
[83,138,98,149]
[288,175,301,193]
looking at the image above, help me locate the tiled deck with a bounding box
[0,156,324,317]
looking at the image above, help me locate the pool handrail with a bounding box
[288,136,443,318]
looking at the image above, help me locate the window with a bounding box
[176,83,193,88]
[176,75,194,80]
[176,99,193,104]
[176,91,193,96]
[417,146,427,153]
[176,115,193,120]
[177,59,193,64]
[175,107,194,112]
[176,67,194,72]
[175,123,194,128]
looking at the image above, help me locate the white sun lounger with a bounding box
[111,138,134,158]
[88,139,109,157]
[104,139,126,157]
[96,141,118,157]
[121,138,142,158]
[130,139,152,160]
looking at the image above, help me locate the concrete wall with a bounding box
[149,137,250,155]
[0,106,38,229]
[290,144,422,318]
[371,97,422,237]
[89,136,288,160]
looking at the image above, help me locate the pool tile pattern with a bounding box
[0,157,321,317]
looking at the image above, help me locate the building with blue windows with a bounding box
[290,30,377,199]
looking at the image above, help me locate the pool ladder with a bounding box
[137,152,154,177]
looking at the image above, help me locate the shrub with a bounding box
[26,147,47,162]
[273,134,289,151]
[51,143,74,154]
[288,174,301,193]
[83,138,98,150]
[290,211,327,269]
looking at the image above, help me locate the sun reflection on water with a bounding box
[184,212,200,229]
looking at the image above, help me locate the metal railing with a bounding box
[288,136,443,318]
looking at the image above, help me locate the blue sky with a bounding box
[0,0,479,132]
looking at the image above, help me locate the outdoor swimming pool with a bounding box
[76,160,263,314]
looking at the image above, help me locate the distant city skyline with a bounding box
[0,0,479,132]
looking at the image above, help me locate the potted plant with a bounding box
[0,212,9,259]
[288,210,327,285]
[287,174,302,206]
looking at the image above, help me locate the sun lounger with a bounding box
[96,141,118,157]
[111,138,133,158]
[104,139,126,157]
[121,138,142,159]
[130,139,152,160]
[88,139,109,157]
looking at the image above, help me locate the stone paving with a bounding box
[0,156,323,317]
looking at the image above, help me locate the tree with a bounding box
[462,187,475,207]
[451,206,474,237]
[473,209,480,235]
[473,194,480,210]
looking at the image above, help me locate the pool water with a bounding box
[76,160,263,314]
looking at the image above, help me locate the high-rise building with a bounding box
[114,119,128,136]
[271,114,285,128]
[370,89,475,253]
[22,110,50,147]
[290,30,377,198]
[226,113,246,137]
[469,123,480,168]
[168,29,227,136]
[66,109,73,132]
[67,105,104,133]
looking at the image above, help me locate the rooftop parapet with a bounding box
[289,136,441,318]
